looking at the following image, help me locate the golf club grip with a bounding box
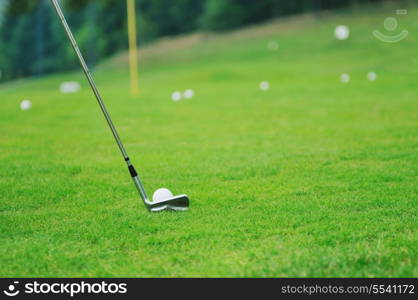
[128,165,138,177]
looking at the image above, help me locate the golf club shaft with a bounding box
[50,0,150,204]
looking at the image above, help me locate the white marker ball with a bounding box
[335,25,350,40]
[184,89,194,99]
[20,99,32,110]
[259,81,270,91]
[367,72,377,82]
[340,73,350,83]
[152,188,174,202]
[171,91,182,102]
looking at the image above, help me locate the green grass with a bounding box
[0,3,417,277]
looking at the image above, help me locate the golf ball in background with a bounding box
[367,71,377,82]
[153,188,173,202]
[267,40,279,51]
[259,81,270,91]
[334,25,350,40]
[20,99,32,110]
[340,73,350,83]
[184,89,195,99]
[60,81,81,94]
[171,91,182,102]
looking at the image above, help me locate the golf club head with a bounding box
[147,194,189,212]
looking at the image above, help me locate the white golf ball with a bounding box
[335,25,350,40]
[367,71,377,82]
[171,91,182,102]
[340,73,350,83]
[260,81,270,91]
[20,99,32,110]
[184,89,194,99]
[152,188,173,202]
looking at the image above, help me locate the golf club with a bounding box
[50,0,189,212]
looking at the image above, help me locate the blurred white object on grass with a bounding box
[20,99,32,110]
[367,72,377,82]
[260,81,270,91]
[60,81,81,94]
[335,25,350,40]
[184,89,195,99]
[340,73,350,83]
[171,91,182,102]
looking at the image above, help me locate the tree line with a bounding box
[0,0,388,81]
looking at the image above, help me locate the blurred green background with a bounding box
[0,0,396,81]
